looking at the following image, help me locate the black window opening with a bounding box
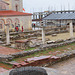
[16,5,18,11]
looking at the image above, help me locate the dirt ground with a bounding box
[49,57,75,75]
[38,32,75,41]
[0,46,22,55]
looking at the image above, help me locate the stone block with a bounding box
[52,34,57,37]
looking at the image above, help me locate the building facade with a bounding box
[0,0,32,32]
[3,0,23,12]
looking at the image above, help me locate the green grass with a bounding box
[25,47,36,51]
[13,47,36,51]
[0,62,12,70]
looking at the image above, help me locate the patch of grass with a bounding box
[0,62,12,70]
[25,47,36,51]
[13,47,36,51]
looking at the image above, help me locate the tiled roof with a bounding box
[0,10,32,16]
[43,12,75,20]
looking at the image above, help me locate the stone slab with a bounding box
[15,39,29,43]
[26,56,50,62]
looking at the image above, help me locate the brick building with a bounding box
[0,0,32,32]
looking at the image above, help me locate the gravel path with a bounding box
[49,57,75,75]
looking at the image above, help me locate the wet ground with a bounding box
[49,57,75,75]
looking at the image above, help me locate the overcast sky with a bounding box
[23,0,75,13]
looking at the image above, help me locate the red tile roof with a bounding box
[0,10,32,16]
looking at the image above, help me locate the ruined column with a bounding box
[42,27,45,44]
[5,24,10,45]
[70,22,73,38]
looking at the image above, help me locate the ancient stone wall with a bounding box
[0,38,75,62]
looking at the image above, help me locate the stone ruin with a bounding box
[15,37,49,49]
[15,39,30,49]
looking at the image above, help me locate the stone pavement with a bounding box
[0,46,22,55]
[49,57,75,75]
[43,67,63,75]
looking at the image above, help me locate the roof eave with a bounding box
[0,14,32,17]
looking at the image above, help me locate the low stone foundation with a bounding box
[0,38,75,62]
[12,50,75,68]
[44,50,75,67]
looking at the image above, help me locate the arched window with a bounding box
[0,19,5,29]
[16,5,18,11]
[6,18,12,28]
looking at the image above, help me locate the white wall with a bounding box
[0,15,32,31]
